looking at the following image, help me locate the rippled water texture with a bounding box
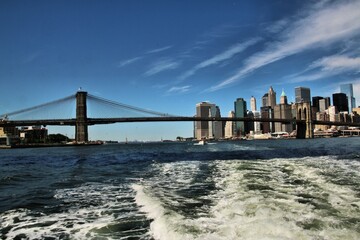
[1,138,360,239]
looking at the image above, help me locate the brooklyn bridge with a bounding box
[1,90,360,143]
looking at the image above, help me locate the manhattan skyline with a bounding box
[1,0,360,140]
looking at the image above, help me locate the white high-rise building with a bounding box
[224,111,235,138]
[250,96,257,112]
[253,111,261,134]
[268,86,276,108]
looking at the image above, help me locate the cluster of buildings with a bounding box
[194,83,360,140]
[0,126,48,146]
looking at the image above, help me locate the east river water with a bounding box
[1,138,360,240]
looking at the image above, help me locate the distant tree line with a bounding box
[47,134,70,143]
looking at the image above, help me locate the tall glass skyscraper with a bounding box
[340,83,356,112]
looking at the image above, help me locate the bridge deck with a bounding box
[1,117,360,127]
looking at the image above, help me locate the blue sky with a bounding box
[1,0,360,141]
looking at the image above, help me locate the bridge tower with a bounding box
[295,102,314,139]
[75,91,88,142]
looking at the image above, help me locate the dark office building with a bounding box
[332,93,349,112]
[234,98,247,136]
[295,87,311,103]
[312,96,323,112]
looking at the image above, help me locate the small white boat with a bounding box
[198,140,206,145]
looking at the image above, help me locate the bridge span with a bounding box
[1,91,360,143]
[3,117,360,127]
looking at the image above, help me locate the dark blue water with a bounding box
[1,138,360,239]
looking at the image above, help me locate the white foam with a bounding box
[0,182,148,239]
[132,158,360,240]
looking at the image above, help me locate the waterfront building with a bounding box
[195,102,223,140]
[234,98,247,136]
[340,83,356,113]
[250,96,257,112]
[319,98,331,112]
[333,93,349,112]
[262,93,268,107]
[0,126,19,145]
[315,112,329,131]
[224,111,235,138]
[19,126,48,144]
[268,86,276,108]
[295,87,311,103]
[195,102,213,140]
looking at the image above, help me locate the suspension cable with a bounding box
[1,94,76,118]
[87,94,174,117]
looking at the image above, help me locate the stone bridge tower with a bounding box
[75,91,88,142]
[295,102,314,139]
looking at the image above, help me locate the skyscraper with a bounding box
[295,87,311,103]
[262,93,268,107]
[195,102,223,140]
[332,93,349,112]
[274,90,292,133]
[280,89,288,105]
[312,96,323,112]
[268,86,276,108]
[234,98,247,136]
[319,98,330,112]
[250,96,257,112]
[340,83,356,112]
[224,111,235,138]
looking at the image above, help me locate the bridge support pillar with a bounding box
[295,102,314,139]
[76,91,88,143]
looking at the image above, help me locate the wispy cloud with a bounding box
[180,37,261,80]
[144,59,181,76]
[167,85,191,94]
[266,19,289,34]
[146,45,173,54]
[118,56,143,68]
[287,54,360,83]
[208,0,360,92]
[311,55,360,72]
[118,45,173,68]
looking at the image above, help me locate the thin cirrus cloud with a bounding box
[167,85,191,94]
[118,56,143,68]
[180,37,262,80]
[208,0,360,92]
[144,59,181,77]
[118,45,173,68]
[288,55,360,83]
[146,45,173,54]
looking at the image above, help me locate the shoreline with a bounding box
[0,142,103,149]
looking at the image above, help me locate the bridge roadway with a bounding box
[1,117,360,127]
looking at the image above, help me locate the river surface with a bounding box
[1,138,360,240]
